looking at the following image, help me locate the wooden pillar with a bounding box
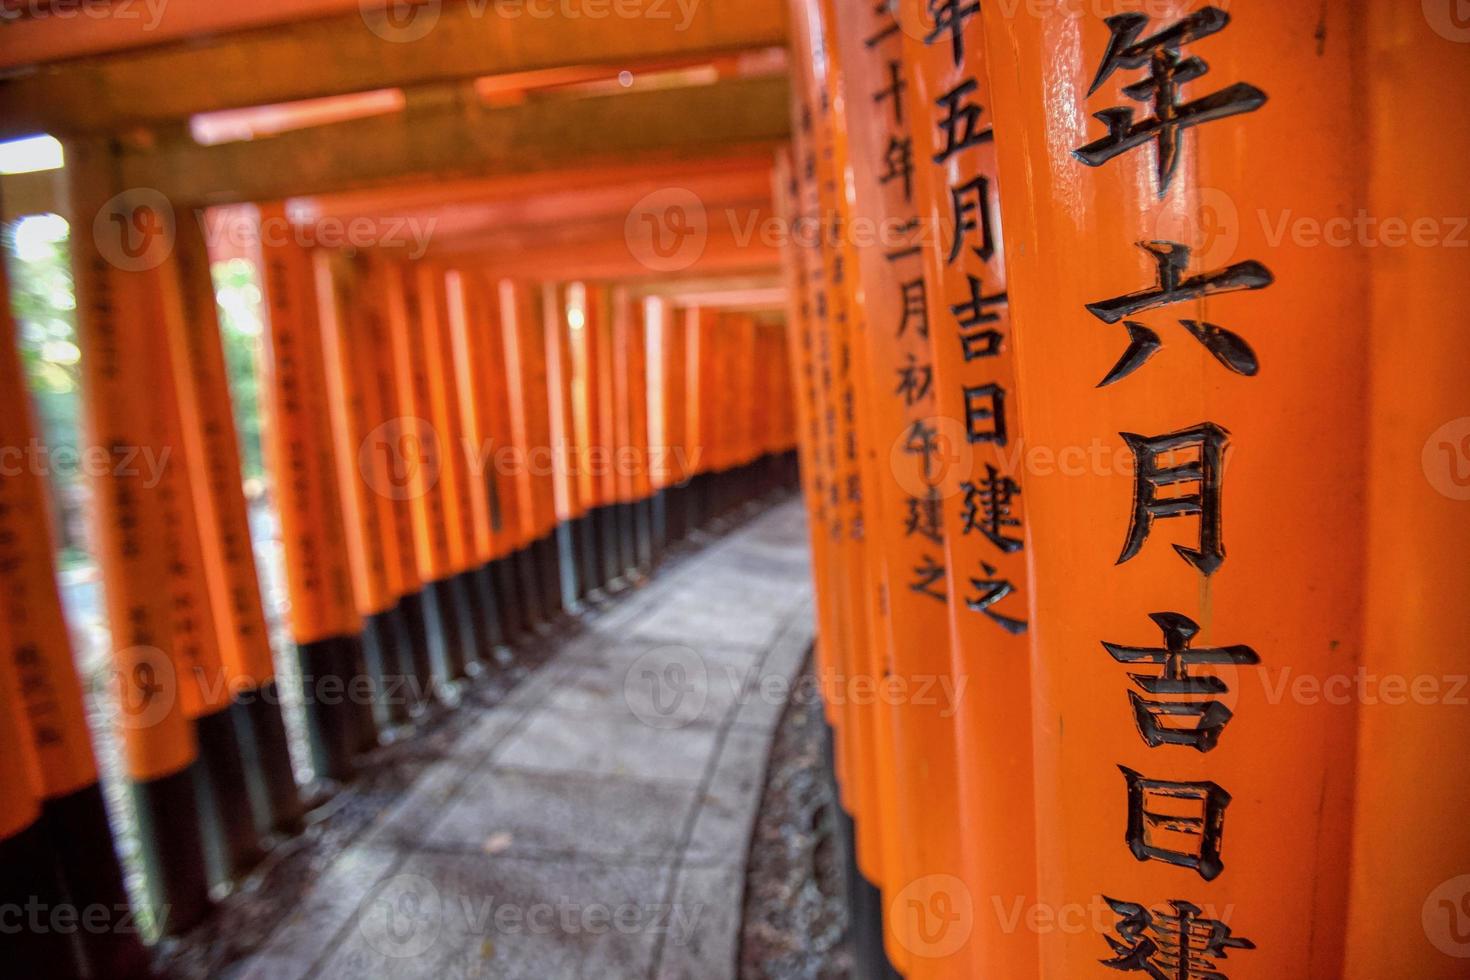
[254,201,369,780]
[319,250,417,727]
[464,270,532,644]
[1346,5,1470,976]
[0,252,137,975]
[446,268,511,658]
[501,279,559,626]
[647,297,688,547]
[567,282,609,597]
[150,234,266,884]
[979,4,1364,976]
[371,255,437,701]
[65,140,209,932]
[614,289,654,573]
[542,281,579,613]
[789,3,910,972]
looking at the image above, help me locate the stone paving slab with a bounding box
[228,500,814,979]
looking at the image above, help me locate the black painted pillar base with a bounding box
[365,606,414,727]
[195,704,264,883]
[0,821,82,975]
[823,715,903,980]
[533,532,564,621]
[650,489,669,566]
[594,505,624,592]
[424,577,469,684]
[295,637,360,782]
[238,683,303,834]
[571,513,602,600]
[133,762,213,935]
[449,571,487,675]
[40,784,152,978]
[338,634,377,754]
[472,563,510,659]
[555,519,580,612]
[396,591,436,713]
[633,496,654,575]
[670,482,687,539]
[691,472,714,531]
[490,556,527,644]
[615,500,637,582]
[513,545,547,633]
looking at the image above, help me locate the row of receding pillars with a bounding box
[0,145,799,977]
[782,1,1469,979]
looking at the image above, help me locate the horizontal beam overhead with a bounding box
[0,0,787,140]
[120,75,791,206]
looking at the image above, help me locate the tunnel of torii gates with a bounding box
[0,1,1466,979]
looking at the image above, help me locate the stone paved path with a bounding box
[229,500,814,980]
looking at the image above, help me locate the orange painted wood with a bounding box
[832,8,986,972]
[615,291,653,505]
[502,280,559,541]
[171,213,280,689]
[388,261,456,583]
[413,262,477,577]
[445,269,499,568]
[790,7,909,968]
[980,5,1365,976]
[684,308,717,480]
[568,284,603,516]
[1345,5,1470,976]
[67,144,196,780]
[374,257,427,601]
[318,251,398,618]
[469,272,527,560]
[0,260,99,799]
[589,285,620,510]
[897,3,1044,975]
[147,251,232,721]
[256,204,362,644]
[647,298,688,492]
[544,283,583,527]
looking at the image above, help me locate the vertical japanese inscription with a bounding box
[1074,9,1268,972]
